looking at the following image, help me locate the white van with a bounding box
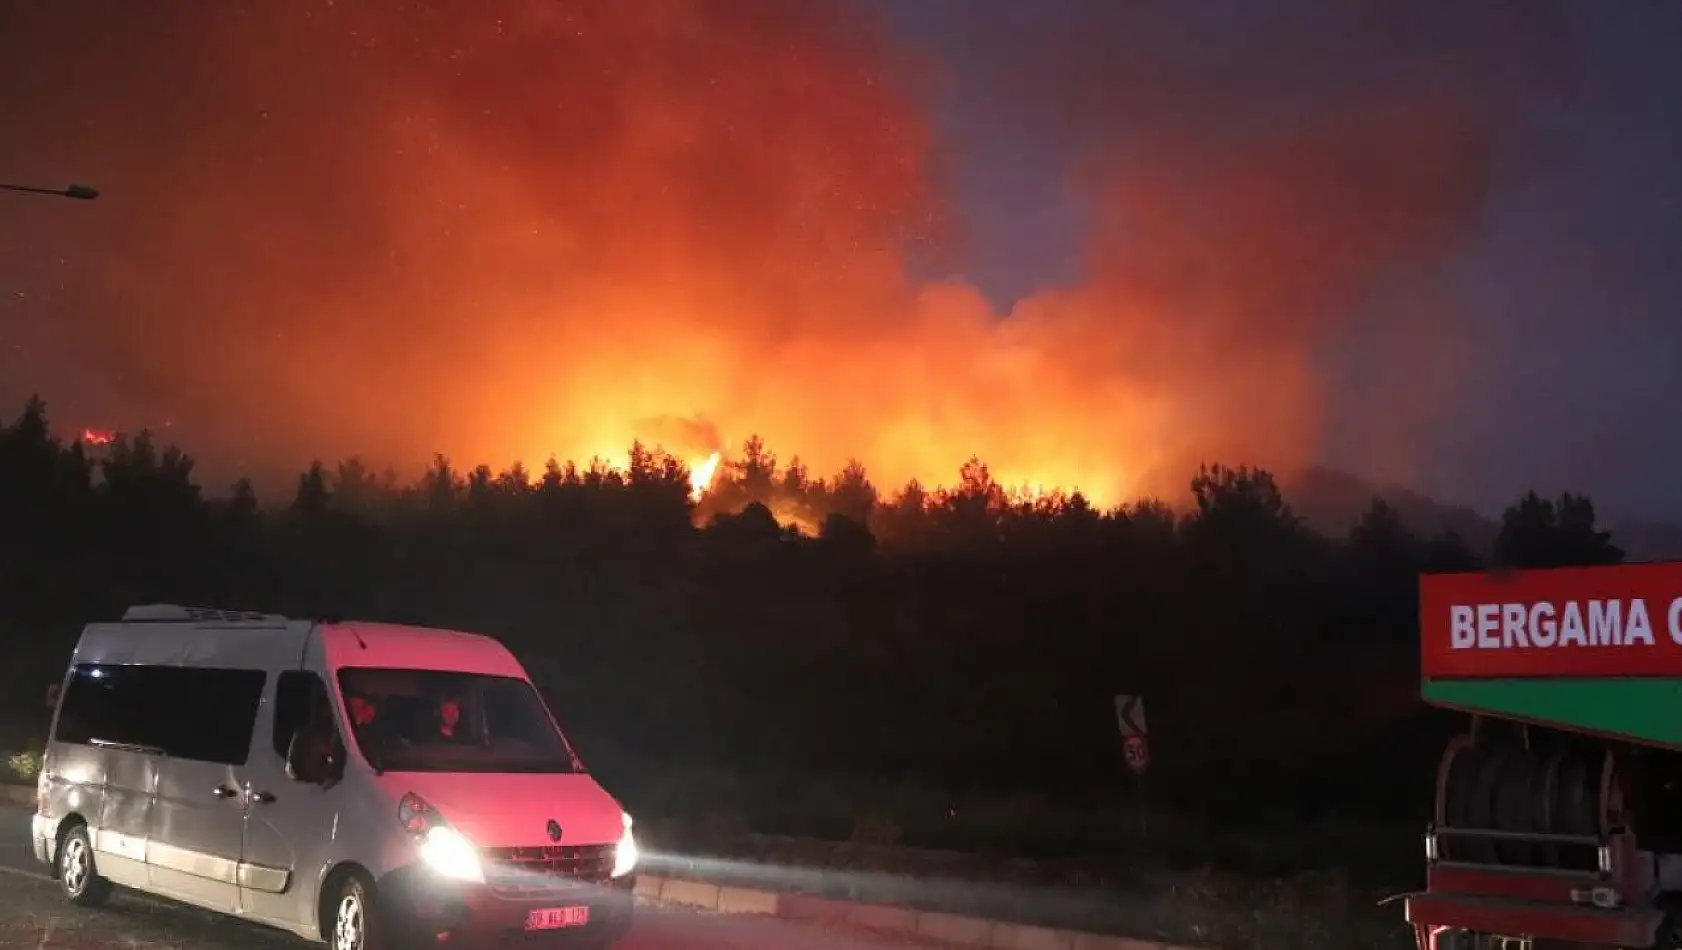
[31,605,639,950]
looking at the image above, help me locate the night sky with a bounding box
[2,1,1679,519]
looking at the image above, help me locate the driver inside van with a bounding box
[345,692,378,730]
[436,694,466,740]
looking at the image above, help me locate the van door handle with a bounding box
[249,790,276,805]
[212,785,238,799]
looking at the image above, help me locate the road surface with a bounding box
[0,805,929,949]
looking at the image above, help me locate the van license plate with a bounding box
[526,906,590,931]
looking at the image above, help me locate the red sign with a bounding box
[1421,562,1682,679]
[1123,734,1150,774]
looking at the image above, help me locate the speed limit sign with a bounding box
[1123,734,1150,775]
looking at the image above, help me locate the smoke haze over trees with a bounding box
[0,396,1631,865]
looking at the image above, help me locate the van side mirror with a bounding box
[285,730,343,785]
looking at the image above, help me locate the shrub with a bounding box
[7,750,40,783]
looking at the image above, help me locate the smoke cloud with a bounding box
[0,0,1576,502]
[936,0,1575,492]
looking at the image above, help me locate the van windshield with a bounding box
[335,668,581,774]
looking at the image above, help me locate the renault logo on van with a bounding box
[546,819,563,842]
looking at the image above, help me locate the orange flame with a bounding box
[688,452,722,501]
[80,428,114,446]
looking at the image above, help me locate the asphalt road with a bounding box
[0,805,928,949]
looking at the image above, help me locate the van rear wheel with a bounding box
[57,825,111,906]
[329,873,386,950]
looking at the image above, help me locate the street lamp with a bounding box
[0,182,99,200]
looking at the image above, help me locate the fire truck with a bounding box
[1409,562,1682,950]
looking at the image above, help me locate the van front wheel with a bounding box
[57,825,111,906]
[329,874,387,950]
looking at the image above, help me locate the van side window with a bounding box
[166,668,268,765]
[55,665,158,749]
[272,671,331,758]
[53,663,266,765]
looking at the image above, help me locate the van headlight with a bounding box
[400,792,484,884]
[612,811,638,878]
[419,826,485,883]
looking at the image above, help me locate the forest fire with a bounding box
[0,3,1568,508]
[79,428,114,447]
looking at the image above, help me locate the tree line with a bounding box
[0,395,1626,842]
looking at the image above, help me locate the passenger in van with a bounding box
[436,694,465,740]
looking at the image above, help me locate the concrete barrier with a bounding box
[658,878,722,910]
[635,873,1208,950]
[717,885,780,916]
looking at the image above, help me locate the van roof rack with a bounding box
[121,604,291,624]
